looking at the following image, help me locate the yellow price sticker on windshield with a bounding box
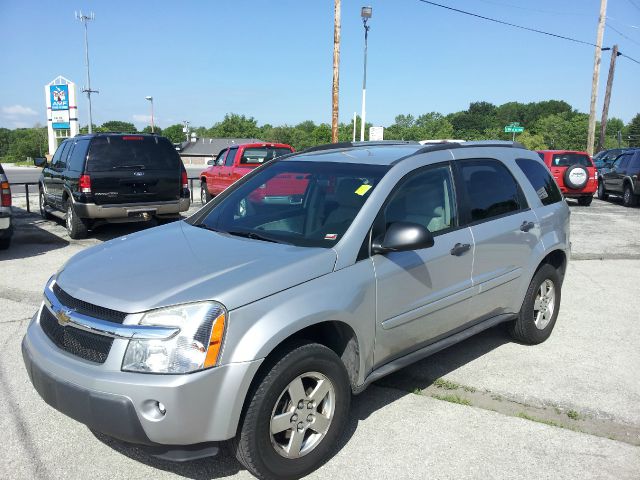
[354,184,372,196]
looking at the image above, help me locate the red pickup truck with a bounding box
[200,143,294,203]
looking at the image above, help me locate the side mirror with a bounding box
[371,222,434,254]
[34,157,47,167]
[207,159,215,166]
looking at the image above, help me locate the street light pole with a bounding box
[76,11,98,133]
[145,96,154,133]
[360,6,372,142]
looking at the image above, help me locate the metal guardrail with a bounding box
[9,178,203,213]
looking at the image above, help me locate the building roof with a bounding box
[178,138,263,156]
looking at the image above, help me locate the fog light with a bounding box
[157,401,166,415]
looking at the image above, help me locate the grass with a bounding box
[412,388,423,395]
[567,409,581,421]
[432,393,472,406]
[517,412,560,428]
[433,378,461,390]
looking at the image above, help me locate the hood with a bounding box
[56,221,336,313]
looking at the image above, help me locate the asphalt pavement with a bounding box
[0,197,639,479]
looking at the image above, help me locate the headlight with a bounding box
[122,301,226,374]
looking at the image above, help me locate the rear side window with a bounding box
[86,136,181,172]
[240,146,293,165]
[67,139,91,172]
[516,158,563,206]
[628,152,640,171]
[458,159,525,223]
[551,153,592,167]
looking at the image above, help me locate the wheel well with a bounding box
[538,249,567,283]
[200,176,207,184]
[623,178,633,189]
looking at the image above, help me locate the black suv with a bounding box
[597,148,640,207]
[35,133,190,238]
[593,148,631,172]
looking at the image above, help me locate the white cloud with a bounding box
[132,114,152,123]
[2,105,38,116]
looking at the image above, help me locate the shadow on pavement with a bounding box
[92,325,511,479]
[0,209,69,260]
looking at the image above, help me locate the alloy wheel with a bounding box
[533,279,556,330]
[269,371,335,459]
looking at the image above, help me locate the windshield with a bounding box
[551,153,592,167]
[197,160,389,248]
[240,146,293,165]
[87,136,181,172]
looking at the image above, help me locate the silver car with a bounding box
[22,141,570,479]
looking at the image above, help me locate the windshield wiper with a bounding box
[112,164,146,170]
[225,230,285,244]
[194,223,220,233]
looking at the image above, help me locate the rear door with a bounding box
[454,156,539,320]
[86,135,182,205]
[608,154,631,193]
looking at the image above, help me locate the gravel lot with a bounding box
[1,196,638,479]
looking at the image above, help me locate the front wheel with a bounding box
[623,184,638,207]
[200,181,212,204]
[232,342,350,480]
[597,181,608,201]
[577,196,593,206]
[509,263,561,345]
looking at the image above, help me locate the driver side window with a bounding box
[383,165,456,235]
[52,141,70,169]
[216,149,227,166]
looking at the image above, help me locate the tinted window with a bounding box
[240,146,293,165]
[216,149,227,166]
[551,153,592,167]
[384,165,456,235]
[198,161,388,248]
[629,152,640,171]
[537,152,545,161]
[52,141,71,169]
[459,160,524,222]
[67,139,90,172]
[516,158,563,206]
[86,136,181,172]
[617,154,631,170]
[225,148,237,167]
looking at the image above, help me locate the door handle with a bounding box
[520,221,535,232]
[450,243,471,256]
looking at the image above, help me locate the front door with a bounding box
[373,164,474,366]
[48,140,71,208]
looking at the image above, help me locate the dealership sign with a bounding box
[50,84,70,129]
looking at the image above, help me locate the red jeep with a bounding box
[536,150,597,206]
[200,143,294,203]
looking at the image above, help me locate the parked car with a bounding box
[592,148,630,172]
[536,150,597,206]
[23,141,569,480]
[0,163,13,249]
[597,148,640,207]
[35,133,190,239]
[199,142,294,203]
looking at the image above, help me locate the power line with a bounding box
[416,0,601,48]
[474,0,592,18]
[620,52,640,64]
[626,0,640,12]
[607,22,640,47]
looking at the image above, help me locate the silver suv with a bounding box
[22,141,570,479]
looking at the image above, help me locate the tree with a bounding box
[627,113,640,147]
[1,127,48,162]
[142,125,163,135]
[208,113,259,138]
[515,131,547,150]
[163,124,186,144]
[100,121,137,133]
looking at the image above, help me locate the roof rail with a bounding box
[301,140,420,154]
[413,140,526,156]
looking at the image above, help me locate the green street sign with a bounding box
[504,126,524,133]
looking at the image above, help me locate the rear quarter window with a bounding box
[67,139,91,172]
[86,136,181,172]
[516,158,563,206]
[240,147,293,165]
[551,153,592,167]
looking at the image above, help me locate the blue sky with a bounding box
[1,0,639,130]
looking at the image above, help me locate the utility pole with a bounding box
[598,45,620,152]
[331,0,341,143]
[352,112,357,142]
[360,6,372,142]
[76,11,98,133]
[587,0,608,156]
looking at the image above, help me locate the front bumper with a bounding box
[22,311,262,446]
[73,197,190,220]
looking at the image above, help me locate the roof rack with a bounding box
[414,140,526,155]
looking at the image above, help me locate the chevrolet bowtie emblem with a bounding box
[55,307,74,326]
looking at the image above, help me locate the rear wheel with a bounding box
[623,184,638,207]
[200,181,212,204]
[597,181,608,200]
[232,342,350,480]
[509,263,561,345]
[577,196,593,206]
[65,200,89,239]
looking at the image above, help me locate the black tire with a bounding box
[39,188,54,220]
[563,165,589,190]
[232,342,351,480]
[65,200,89,239]
[0,236,10,250]
[623,184,638,207]
[509,263,561,345]
[200,181,212,204]
[597,181,608,201]
[577,196,593,206]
